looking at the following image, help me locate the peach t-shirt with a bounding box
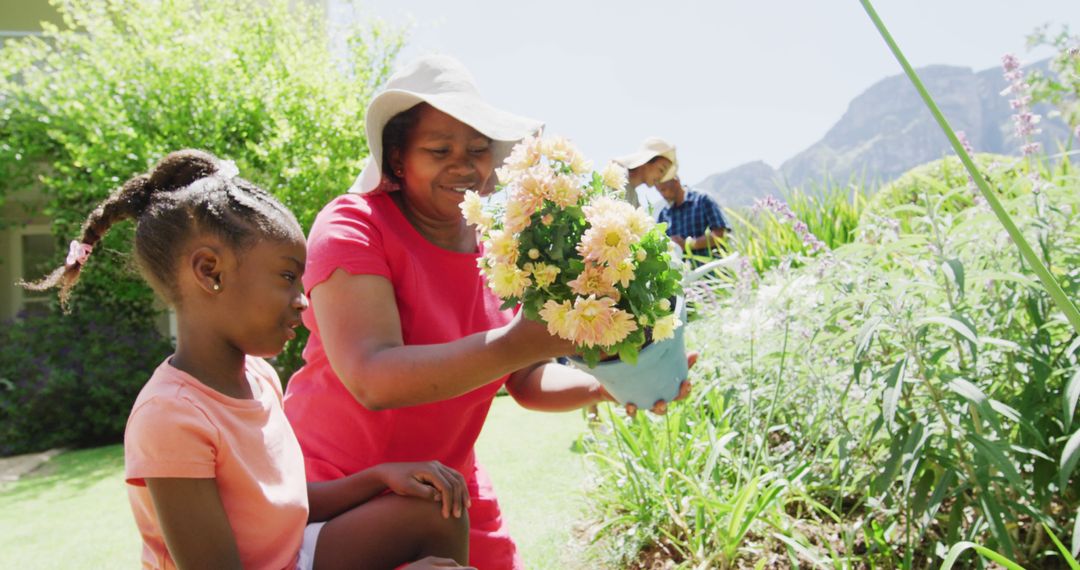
[125,357,308,570]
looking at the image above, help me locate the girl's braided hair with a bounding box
[21,149,303,309]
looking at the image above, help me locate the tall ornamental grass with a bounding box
[584,155,1080,568]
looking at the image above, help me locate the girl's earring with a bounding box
[212,283,221,292]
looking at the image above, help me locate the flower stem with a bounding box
[859,0,1080,334]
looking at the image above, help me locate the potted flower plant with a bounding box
[461,135,688,408]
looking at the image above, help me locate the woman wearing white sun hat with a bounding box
[284,54,695,569]
[613,136,679,208]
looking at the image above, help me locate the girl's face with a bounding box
[640,157,673,187]
[391,105,494,222]
[219,237,308,358]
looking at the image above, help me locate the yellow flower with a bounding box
[567,263,619,300]
[525,262,561,288]
[539,299,574,339]
[601,162,628,191]
[635,249,648,262]
[486,229,519,264]
[603,260,636,288]
[487,262,532,299]
[658,298,671,311]
[528,248,540,260]
[652,313,682,341]
[625,208,656,238]
[460,191,493,231]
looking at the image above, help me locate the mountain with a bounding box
[695,61,1070,208]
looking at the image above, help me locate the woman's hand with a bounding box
[504,310,576,360]
[376,461,470,519]
[619,351,699,418]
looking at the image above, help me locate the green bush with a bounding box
[0,0,403,453]
[0,0,404,383]
[0,309,172,455]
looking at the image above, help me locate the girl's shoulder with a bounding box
[245,356,283,400]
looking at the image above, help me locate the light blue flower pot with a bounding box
[567,296,688,409]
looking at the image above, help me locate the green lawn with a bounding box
[0,395,593,569]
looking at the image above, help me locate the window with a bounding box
[11,226,56,317]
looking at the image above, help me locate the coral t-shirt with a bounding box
[125,357,308,570]
[284,191,520,568]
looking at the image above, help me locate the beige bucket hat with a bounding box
[613,137,679,183]
[350,54,544,194]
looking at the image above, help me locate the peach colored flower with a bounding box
[578,219,635,266]
[566,295,637,347]
[538,299,574,339]
[548,174,583,208]
[567,263,620,300]
[601,306,639,346]
[503,197,534,234]
[500,135,543,177]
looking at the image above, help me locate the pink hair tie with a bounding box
[66,240,93,267]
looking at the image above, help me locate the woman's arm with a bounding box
[145,478,242,570]
[313,268,573,410]
[507,354,699,415]
[503,362,611,412]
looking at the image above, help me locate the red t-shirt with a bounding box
[284,191,521,568]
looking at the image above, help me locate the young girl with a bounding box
[23,149,475,570]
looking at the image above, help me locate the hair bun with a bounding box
[148,149,220,192]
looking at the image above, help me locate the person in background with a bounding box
[612,137,678,208]
[657,175,729,258]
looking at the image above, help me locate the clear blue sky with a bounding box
[335,0,1079,188]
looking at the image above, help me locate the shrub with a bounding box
[0,309,172,455]
[0,0,404,384]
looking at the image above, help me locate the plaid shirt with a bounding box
[658,189,728,251]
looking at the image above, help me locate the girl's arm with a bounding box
[308,461,470,523]
[145,478,242,570]
[313,269,574,410]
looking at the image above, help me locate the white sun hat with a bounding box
[613,137,679,183]
[349,54,544,194]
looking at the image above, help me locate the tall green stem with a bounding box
[859,0,1080,334]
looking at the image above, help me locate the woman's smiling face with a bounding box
[390,104,495,223]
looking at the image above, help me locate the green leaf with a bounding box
[947,378,986,406]
[882,358,906,430]
[1042,522,1080,569]
[1061,427,1080,490]
[1066,368,1080,431]
[943,258,965,299]
[970,434,1023,489]
[917,315,979,348]
[853,315,882,382]
[939,541,1024,570]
